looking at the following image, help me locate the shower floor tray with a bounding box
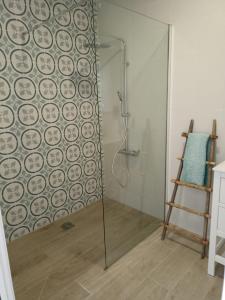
[7,199,161,299]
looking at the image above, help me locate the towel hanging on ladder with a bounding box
[181,132,209,186]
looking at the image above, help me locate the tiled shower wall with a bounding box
[0,0,102,241]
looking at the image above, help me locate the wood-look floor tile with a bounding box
[7,200,223,300]
[165,259,223,300]
[150,244,199,290]
[85,268,144,300]
[128,277,168,300]
[41,278,89,300]
[204,279,223,300]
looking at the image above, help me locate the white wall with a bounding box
[106,0,225,234]
[98,1,168,219]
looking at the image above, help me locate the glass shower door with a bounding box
[97,1,169,267]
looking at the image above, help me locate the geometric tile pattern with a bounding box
[0,0,102,241]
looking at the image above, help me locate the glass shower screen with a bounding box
[96,1,169,267]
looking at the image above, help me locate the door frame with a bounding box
[0,208,15,300]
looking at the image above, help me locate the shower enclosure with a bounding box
[96,1,169,267]
[0,2,169,296]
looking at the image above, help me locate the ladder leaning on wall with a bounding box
[161,119,217,258]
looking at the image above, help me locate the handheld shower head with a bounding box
[117,91,129,118]
[117,91,123,102]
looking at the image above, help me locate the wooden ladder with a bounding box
[161,120,217,258]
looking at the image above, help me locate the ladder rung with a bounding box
[163,223,209,245]
[171,179,212,192]
[182,132,218,139]
[166,202,210,218]
[176,157,215,166]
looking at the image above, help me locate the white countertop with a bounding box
[213,161,225,173]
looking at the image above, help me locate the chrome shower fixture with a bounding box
[117,91,129,118]
[84,42,111,49]
[117,91,123,102]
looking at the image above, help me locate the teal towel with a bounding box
[204,139,211,186]
[181,133,209,186]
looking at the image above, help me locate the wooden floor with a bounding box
[103,199,161,266]
[7,200,223,300]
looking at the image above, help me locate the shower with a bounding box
[85,36,138,187]
[0,2,169,296]
[27,2,135,190]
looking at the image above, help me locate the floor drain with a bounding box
[61,222,75,231]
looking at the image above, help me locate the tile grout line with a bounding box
[38,271,51,300]
[76,280,93,296]
[145,241,180,276]
[154,250,200,297]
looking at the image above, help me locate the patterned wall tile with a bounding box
[0,0,102,242]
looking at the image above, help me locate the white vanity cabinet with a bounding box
[208,161,225,276]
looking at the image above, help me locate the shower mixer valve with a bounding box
[118,149,140,157]
[121,113,129,117]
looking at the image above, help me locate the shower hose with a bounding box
[111,115,129,188]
